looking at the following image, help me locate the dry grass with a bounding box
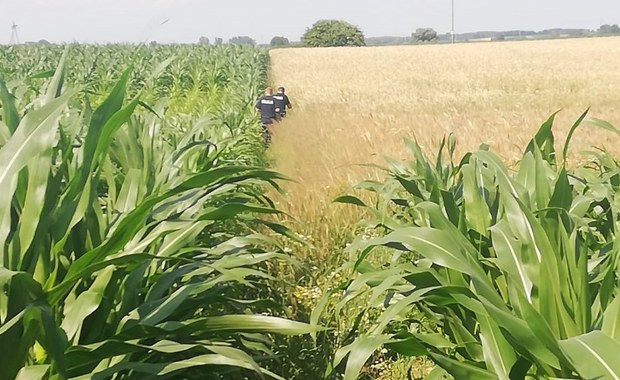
[268,37,620,262]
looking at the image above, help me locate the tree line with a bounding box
[12,20,620,48]
[196,21,620,49]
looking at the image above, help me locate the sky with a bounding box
[1,0,619,45]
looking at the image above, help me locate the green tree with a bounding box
[229,36,256,46]
[598,24,620,34]
[412,27,438,43]
[270,36,290,47]
[302,20,365,47]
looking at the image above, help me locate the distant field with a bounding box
[269,37,620,241]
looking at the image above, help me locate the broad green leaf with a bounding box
[602,296,620,341]
[369,227,472,276]
[62,267,114,341]
[429,352,499,380]
[562,109,589,163]
[385,335,428,357]
[332,335,391,380]
[588,117,620,138]
[14,152,53,271]
[0,91,74,259]
[333,195,367,207]
[0,78,19,133]
[490,221,532,302]
[461,161,491,234]
[44,47,67,101]
[559,331,620,380]
[425,366,452,380]
[548,168,572,211]
[372,289,433,334]
[525,112,557,166]
[416,333,457,350]
[15,365,50,380]
[115,168,142,212]
[532,146,553,208]
[479,314,517,380]
[51,71,133,243]
[481,298,562,369]
[203,315,324,336]
[81,354,272,380]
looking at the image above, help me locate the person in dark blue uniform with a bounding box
[255,87,277,145]
[273,86,292,119]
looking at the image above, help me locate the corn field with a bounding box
[0,45,319,380]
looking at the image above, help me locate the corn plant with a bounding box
[0,48,318,379]
[325,113,620,379]
[0,44,267,119]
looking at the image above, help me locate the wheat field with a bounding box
[268,37,620,258]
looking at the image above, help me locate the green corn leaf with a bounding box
[602,296,620,341]
[0,78,20,133]
[562,109,589,163]
[490,220,533,301]
[559,331,620,380]
[14,153,53,266]
[429,352,499,380]
[202,315,325,336]
[79,354,272,380]
[548,168,572,211]
[0,268,47,379]
[479,314,517,380]
[480,297,562,370]
[333,195,368,207]
[588,117,620,137]
[385,334,428,356]
[61,266,114,341]
[425,366,452,380]
[115,168,142,213]
[44,46,68,101]
[525,112,557,166]
[0,91,74,260]
[15,365,50,380]
[331,335,392,380]
[461,161,491,234]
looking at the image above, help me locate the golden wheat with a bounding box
[269,37,620,261]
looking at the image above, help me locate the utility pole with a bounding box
[451,0,455,44]
[10,22,20,45]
